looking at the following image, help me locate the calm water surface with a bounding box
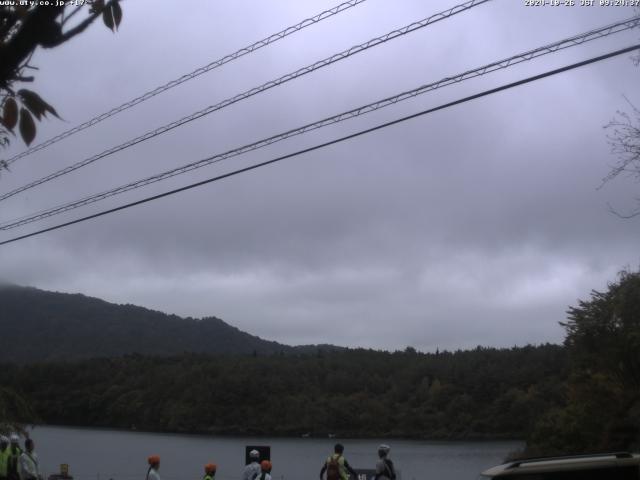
[31,426,520,480]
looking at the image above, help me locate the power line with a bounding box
[2,0,369,167]
[2,15,638,231]
[0,0,491,203]
[1,43,637,248]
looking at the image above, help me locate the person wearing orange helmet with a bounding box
[203,463,216,480]
[255,460,272,480]
[146,456,160,480]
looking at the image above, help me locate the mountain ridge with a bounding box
[0,284,338,363]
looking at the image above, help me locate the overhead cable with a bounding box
[1,16,638,231]
[0,0,492,202]
[2,0,369,166]
[1,43,637,247]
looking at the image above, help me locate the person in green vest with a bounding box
[6,435,21,480]
[203,463,216,480]
[319,444,358,480]
[0,436,10,480]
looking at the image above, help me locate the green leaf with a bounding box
[102,5,115,31]
[90,0,105,14]
[112,1,122,29]
[18,89,60,121]
[2,98,18,131]
[18,108,36,146]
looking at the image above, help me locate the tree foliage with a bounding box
[564,269,640,387]
[604,101,640,217]
[0,387,37,436]
[0,0,123,151]
[526,270,640,455]
[602,31,640,218]
[0,345,567,439]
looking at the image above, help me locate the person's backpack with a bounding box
[383,458,396,480]
[326,455,341,480]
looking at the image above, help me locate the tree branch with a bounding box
[52,1,114,47]
[607,202,640,219]
[0,9,21,41]
[0,6,63,84]
[60,4,83,27]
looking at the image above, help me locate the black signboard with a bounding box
[353,469,401,480]
[354,469,376,480]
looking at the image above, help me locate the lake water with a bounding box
[29,425,520,480]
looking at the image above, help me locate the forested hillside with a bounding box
[0,285,336,362]
[0,345,567,439]
[2,270,638,453]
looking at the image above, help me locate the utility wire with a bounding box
[2,0,369,167]
[0,0,491,203]
[2,15,638,231]
[1,44,637,247]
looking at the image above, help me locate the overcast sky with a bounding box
[0,0,639,351]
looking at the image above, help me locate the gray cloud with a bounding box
[1,0,639,351]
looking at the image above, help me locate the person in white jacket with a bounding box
[18,439,39,480]
[242,450,260,480]
[255,461,272,480]
[146,456,160,480]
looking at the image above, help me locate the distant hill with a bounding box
[0,285,334,363]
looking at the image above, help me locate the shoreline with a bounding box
[30,423,524,443]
